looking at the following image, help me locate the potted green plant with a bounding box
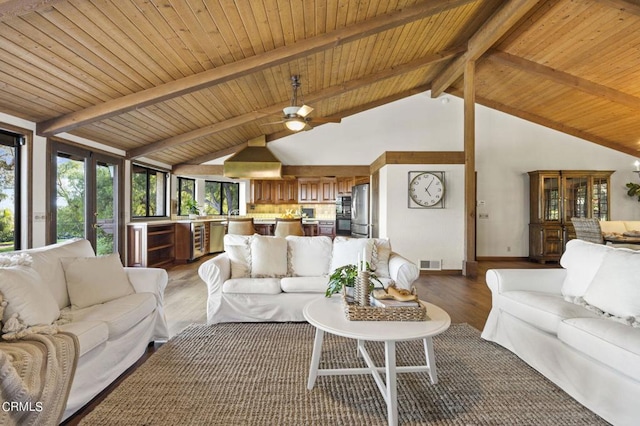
[325,263,381,297]
[185,199,200,219]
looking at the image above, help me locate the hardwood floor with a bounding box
[62,256,558,425]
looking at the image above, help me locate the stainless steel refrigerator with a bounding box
[351,183,370,238]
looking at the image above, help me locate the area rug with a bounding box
[79,323,607,425]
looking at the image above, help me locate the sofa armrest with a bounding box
[485,268,566,295]
[388,252,419,290]
[198,253,231,324]
[124,267,169,341]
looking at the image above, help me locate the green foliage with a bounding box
[184,198,200,215]
[626,182,640,201]
[0,208,13,243]
[325,263,381,297]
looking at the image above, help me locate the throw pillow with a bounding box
[371,238,392,278]
[583,249,640,320]
[223,234,252,278]
[251,235,288,278]
[330,237,374,272]
[61,253,135,309]
[0,254,60,328]
[560,239,612,302]
[286,236,332,277]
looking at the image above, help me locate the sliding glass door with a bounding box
[50,141,123,256]
[0,130,22,252]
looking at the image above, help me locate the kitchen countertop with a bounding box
[128,216,335,226]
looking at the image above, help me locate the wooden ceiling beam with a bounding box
[448,88,640,156]
[36,0,474,137]
[430,0,540,98]
[171,164,370,177]
[487,50,640,110]
[128,46,464,160]
[180,84,432,165]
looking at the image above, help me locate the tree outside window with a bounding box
[178,177,196,216]
[132,164,167,218]
[204,181,239,215]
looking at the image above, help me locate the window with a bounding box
[132,164,167,218]
[204,181,239,215]
[177,177,196,216]
[0,130,22,252]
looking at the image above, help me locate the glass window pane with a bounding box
[204,181,221,215]
[56,154,86,242]
[96,162,116,255]
[178,178,196,216]
[132,164,167,218]
[0,141,16,252]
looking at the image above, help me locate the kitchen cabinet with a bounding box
[298,178,320,203]
[528,170,613,263]
[299,178,337,203]
[175,221,208,262]
[127,223,175,268]
[254,223,273,235]
[274,179,297,203]
[318,220,335,239]
[251,179,297,204]
[336,177,355,195]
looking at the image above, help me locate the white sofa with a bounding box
[0,239,169,420]
[482,239,640,426]
[198,235,420,324]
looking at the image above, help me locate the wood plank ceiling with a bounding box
[0,0,639,168]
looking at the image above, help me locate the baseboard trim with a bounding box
[476,256,529,261]
[419,269,462,276]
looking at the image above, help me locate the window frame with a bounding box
[0,130,23,251]
[131,163,168,219]
[204,180,239,215]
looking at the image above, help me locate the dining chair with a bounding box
[274,218,304,237]
[570,217,604,244]
[227,217,256,236]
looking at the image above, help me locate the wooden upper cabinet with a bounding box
[298,178,320,203]
[251,179,297,204]
[336,177,354,195]
[274,179,297,203]
[320,178,336,203]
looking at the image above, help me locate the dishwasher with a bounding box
[209,221,225,253]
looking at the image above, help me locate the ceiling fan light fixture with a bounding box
[284,118,306,132]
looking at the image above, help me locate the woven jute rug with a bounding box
[79,323,607,425]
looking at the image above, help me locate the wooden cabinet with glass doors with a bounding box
[528,170,613,263]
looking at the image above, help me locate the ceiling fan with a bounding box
[262,75,341,132]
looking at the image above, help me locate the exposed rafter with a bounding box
[430,0,540,98]
[181,84,431,166]
[487,50,640,111]
[127,46,464,160]
[36,0,474,137]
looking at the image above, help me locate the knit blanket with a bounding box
[0,332,78,426]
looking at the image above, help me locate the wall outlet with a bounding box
[478,213,489,219]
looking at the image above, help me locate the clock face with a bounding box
[409,172,445,207]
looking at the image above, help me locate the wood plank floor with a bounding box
[62,256,558,425]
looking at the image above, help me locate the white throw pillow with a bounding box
[224,234,252,278]
[371,238,392,278]
[251,235,288,278]
[0,255,60,327]
[560,239,612,301]
[286,236,333,277]
[584,249,640,320]
[61,253,135,309]
[330,237,374,272]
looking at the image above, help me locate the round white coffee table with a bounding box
[303,296,451,426]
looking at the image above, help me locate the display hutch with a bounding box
[528,170,613,263]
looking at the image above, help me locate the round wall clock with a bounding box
[408,171,445,208]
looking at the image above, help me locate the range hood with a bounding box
[223,135,282,179]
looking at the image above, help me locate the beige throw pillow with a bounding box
[61,253,134,309]
[0,261,60,327]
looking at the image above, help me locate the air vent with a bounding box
[420,260,442,271]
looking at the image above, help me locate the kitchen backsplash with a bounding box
[247,203,335,218]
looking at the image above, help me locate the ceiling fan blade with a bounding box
[311,116,341,124]
[297,104,314,117]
